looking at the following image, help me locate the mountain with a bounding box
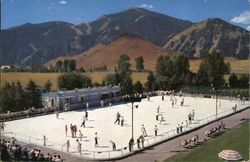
[163,18,250,59]
[1,7,192,66]
[46,34,173,70]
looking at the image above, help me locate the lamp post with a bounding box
[211,84,218,118]
[124,96,142,140]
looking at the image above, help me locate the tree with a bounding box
[69,59,76,71]
[103,74,116,86]
[133,81,143,93]
[117,55,133,95]
[155,55,173,90]
[44,80,52,92]
[63,60,69,72]
[25,79,41,108]
[238,74,249,88]
[135,56,144,72]
[57,73,92,90]
[229,73,238,88]
[196,50,229,88]
[145,71,156,91]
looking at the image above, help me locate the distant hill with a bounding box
[46,34,173,70]
[163,18,250,59]
[1,8,249,66]
[1,7,192,66]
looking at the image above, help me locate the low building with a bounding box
[42,86,121,110]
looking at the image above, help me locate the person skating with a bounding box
[157,105,160,113]
[76,139,81,154]
[140,135,145,148]
[66,140,70,152]
[43,135,48,146]
[80,116,86,127]
[128,138,134,152]
[110,140,116,151]
[162,95,164,101]
[188,113,192,124]
[192,109,195,120]
[136,138,140,149]
[121,116,124,127]
[154,125,159,136]
[176,124,180,134]
[85,110,88,121]
[114,112,121,125]
[79,130,83,141]
[65,125,68,136]
[55,111,59,119]
[94,132,98,147]
[180,122,183,133]
[70,124,74,138]
[141,124,147,137]
[74,125,77,137]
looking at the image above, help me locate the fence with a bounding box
[2,102,249,160]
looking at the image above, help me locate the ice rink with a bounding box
[3,95,247,159]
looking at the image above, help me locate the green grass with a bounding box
[165,119,249,161]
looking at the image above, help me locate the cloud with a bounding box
[58,0,67,5]
[247,26,250,31]
[231,11,250,24]
[140,4,154,9]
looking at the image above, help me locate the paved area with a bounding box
[118,108,249,162]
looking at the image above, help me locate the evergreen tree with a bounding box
[133,81,143,93]
[25,79,41,108]
[103,74,116,86]
[135,56,144,72]
[44,80,52,92]
[145,71,156,91]
[229,73,238,88]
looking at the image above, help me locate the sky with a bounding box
[1,0,250,30]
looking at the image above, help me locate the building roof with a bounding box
[42,86,121,98]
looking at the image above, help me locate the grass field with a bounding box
[165,119,249,161]
[0,72,149,91]
[189,59,250,74]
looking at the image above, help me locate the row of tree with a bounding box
[0,80,42,113]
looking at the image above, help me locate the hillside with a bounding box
[164,18,250,59]
[46,34,173,70]
[1,7,192,66]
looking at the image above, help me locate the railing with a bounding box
[2,102,249,160]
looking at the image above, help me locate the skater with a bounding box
[70,124,74,138]
[136,138,140,149]
[157,105,160,113]
[100,100,104,107]
[65,125,68,136]
[80,116,86,127]
[43,135,48,146]
[140,135,145,148]
[86,102,89,110]
[154,125,159,136]
[160,114,164,124]
[121,116,124,127]
[192,109,195,120]
[147,95,150,101]
[141,124,147,137]
[66,140,70,152]
[180,122,183,133]
[76,139,81,154]
[180,98,184,106]
[55,111,59,119]
[110,140,116,151]
[114,112,121,125]
[176,124,180,134]
[94,132,98,147]
[172,100,174,108]
[162,95,164,101]
[79,130,83,141]
[85,110,88,121]
[109,100,112,107]
[74,125,77,137]
[128,138,134,152]
[188,113,192,124]
[0,122,5,133]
